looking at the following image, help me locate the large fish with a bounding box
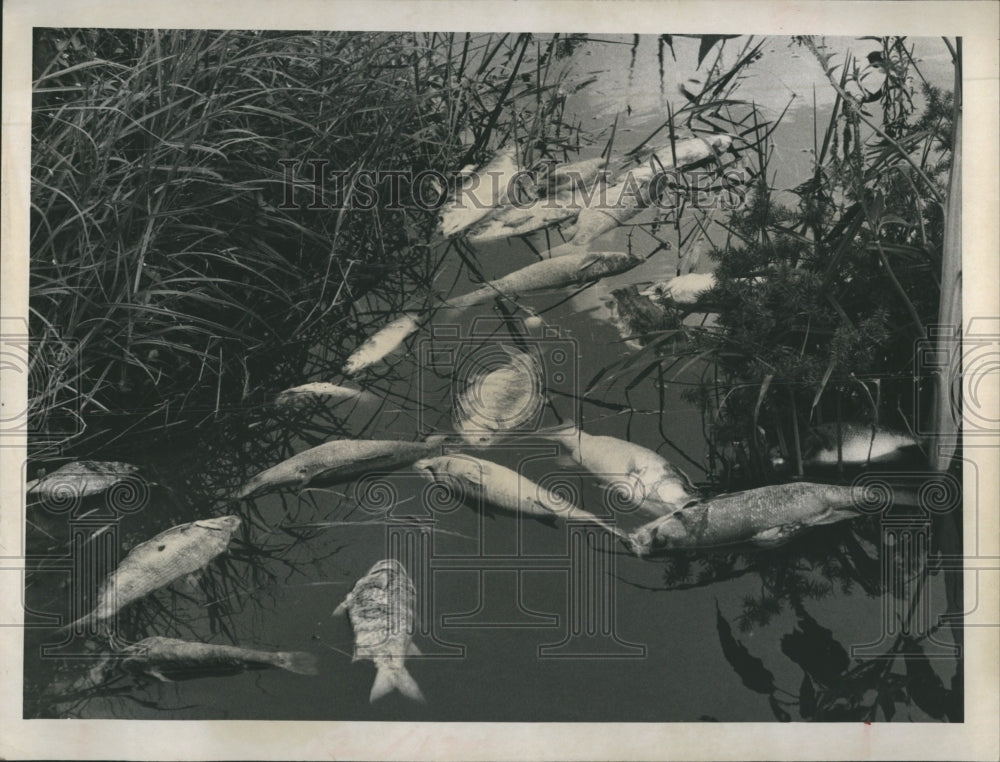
[627,482,867,556]
[541,426,698,516]
[413,454,625,539]
[333,559,424,703]
[439,147,520,238]
[343,313,422,376]
[558,134,733,248]
[120,636,319,681]
[465,157,609,243]
[67,515,241,630]
[234,436,446,499]
[805,423,920,466]
[448,250,643,309]
[26,461,142,500]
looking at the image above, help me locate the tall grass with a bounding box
[30,30,554,456]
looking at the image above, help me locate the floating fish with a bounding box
[235,436,446,499]
[805,423,920,466]
[559,135,734,247]
[448,250,643,309]
[453,346,543,446]
[343,313,422,376]
[465,157,609,243]
[414,454,625,539]
[439,147,520,238]
[274,383,376,408]
[26,461,142,500]
[627,482,867,556]
[541,426,698,516]
[333,559,425,703]
[120,635,319,681]
[640,272,718,305]
[66,516,241,630]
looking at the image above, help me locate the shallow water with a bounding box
[24,33,962,723]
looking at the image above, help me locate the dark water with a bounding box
[23,34,962,723]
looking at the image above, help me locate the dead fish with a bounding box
[414,454,625,539]
[234,436,446,499]
[640,272,717,305]
[627,482,867,556]
[541,426,698,516]
[453,345,543,446]
[26,461,142,500]
[560,135,733,247]
[120,636,319,681]
[449,250,643,309]
[440,147,520,237]
[274,383,376,408]
[67,515,241,630]
[343,313,422,375]
[465,157,609,243]
[806,423,920,466]
[333,559,424,703]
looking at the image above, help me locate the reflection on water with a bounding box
[24,33,962,723]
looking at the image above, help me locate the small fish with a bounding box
[449,250,643,309]
[541,426,698,516]
[274,383,376,408]
[26,461,142,500]
[627,482,866,556]
[640,272,718,305]
[805,423,920,466]
[333,559,425,703]
[343,313,422,375]
[440,147,520,237]
[235,436,446,499]
[453,346,543,446]
[120,636,319,681]
[414,454,625,539]
[67,515,241,629]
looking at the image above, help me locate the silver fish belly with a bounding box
[343,313,422,376]
[333,559,424,703]
[628,482,862,555]
[449,250,643,309]
[72,515,241,627]
[235,436,444,499]
[543,427,697,516]
[440,148,520,237]
[121,636,319,679]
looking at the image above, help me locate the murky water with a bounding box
[24,34,962,722]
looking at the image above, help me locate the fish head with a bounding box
[195,515,242,535]
[628,513,687,556]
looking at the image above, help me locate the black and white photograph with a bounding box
[1,1,998,759]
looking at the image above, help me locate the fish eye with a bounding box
[157,544,166,551]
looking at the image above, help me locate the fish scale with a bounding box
[70,516,241,628]
[629,482,865,555]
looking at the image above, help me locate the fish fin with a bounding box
[147,667,174,683]
[554,454,578,469]
[407,642,422,657]
[277,651,320,676]
[812,506,861,525]
[750,526,792,548]
[370,666,425,703]
[181,571,203,592]
[332,595,352,617]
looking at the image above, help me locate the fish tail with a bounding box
[370,665,425,703]
[276,650,320,676]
